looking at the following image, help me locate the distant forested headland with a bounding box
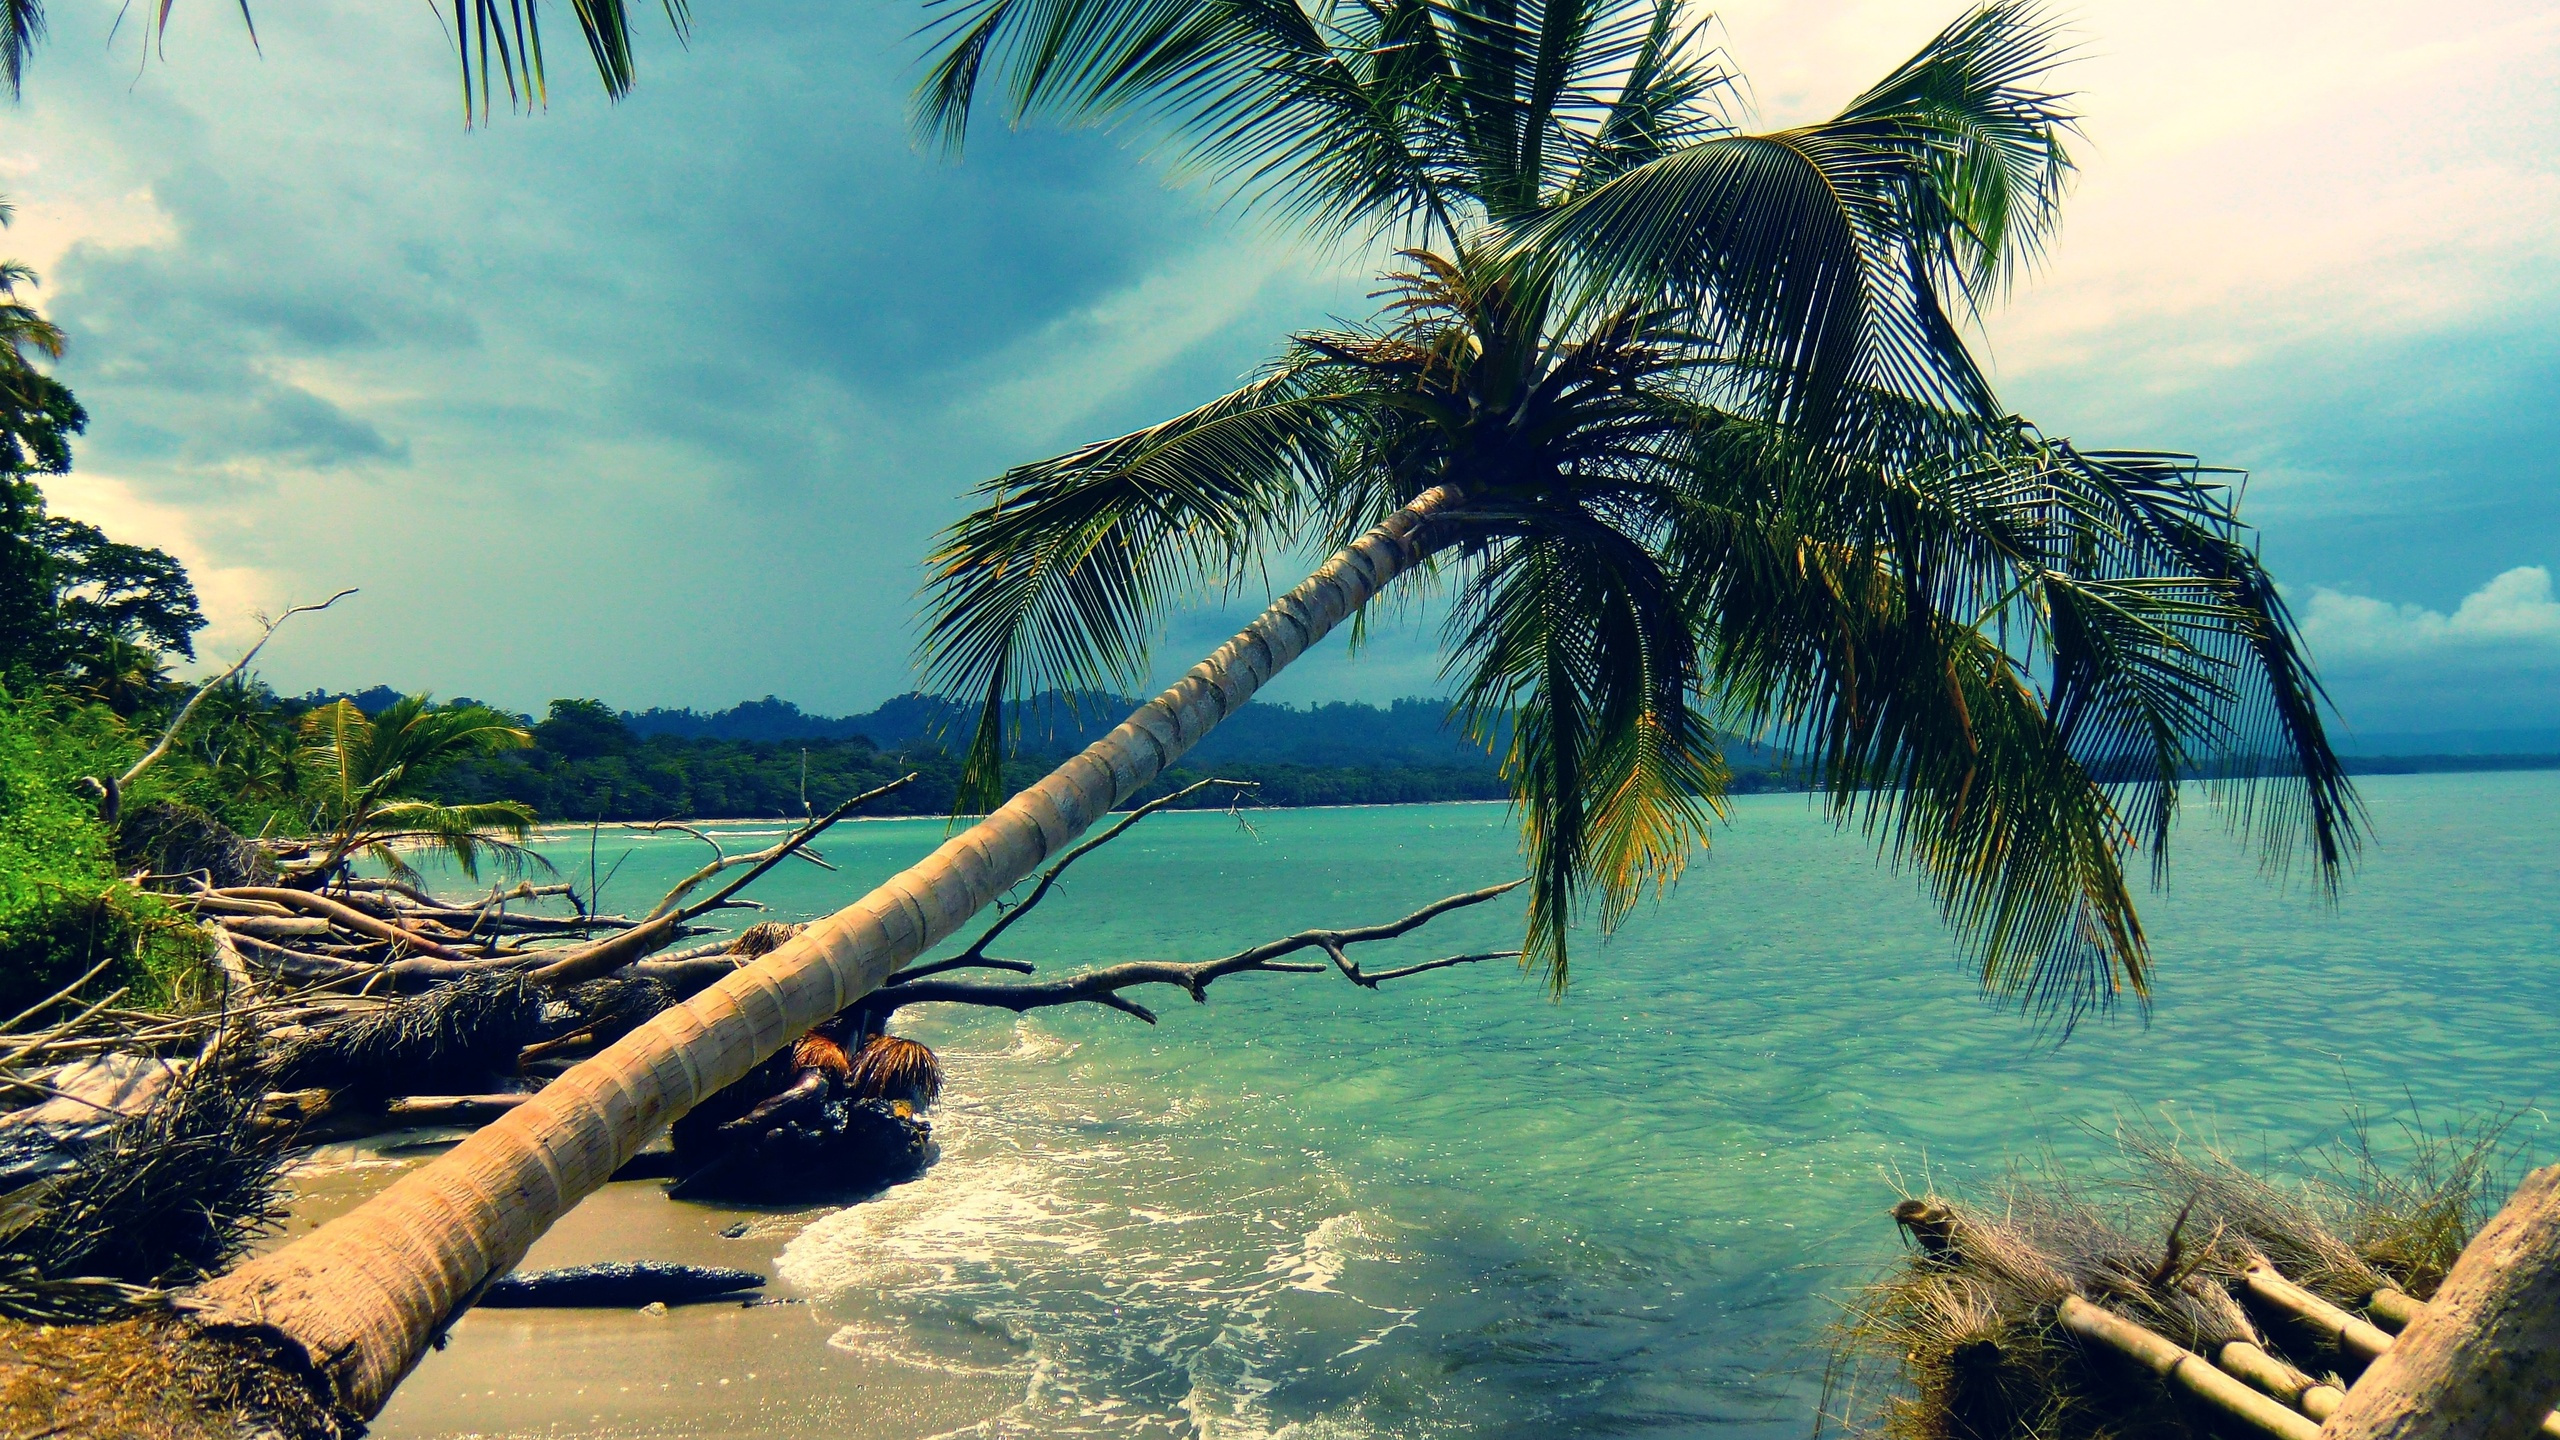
[310,689,1801,822]
[280,687,2556,824]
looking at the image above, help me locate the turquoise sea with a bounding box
[360,770,2560,1439]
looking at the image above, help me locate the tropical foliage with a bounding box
[0,685,207,1016]
[290,695,539,885]
[914,0,2359,1010]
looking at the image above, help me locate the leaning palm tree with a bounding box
[285,695,541,886]
[189,6,2354,1422]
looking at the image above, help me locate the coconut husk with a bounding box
[847,1034,941,1107]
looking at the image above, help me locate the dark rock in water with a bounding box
[670,1089,932,1202]
[115,801,277,888]
[479,1261,766,1308]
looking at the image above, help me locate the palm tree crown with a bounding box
[916,1,2359,1012]
[295,695,540,886]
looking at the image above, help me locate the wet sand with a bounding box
[274,1138,1015,1440]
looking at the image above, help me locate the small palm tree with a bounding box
[0,199,79,479]
[290,695,541,887]
[65,635,175,716]
[190,683,305,807]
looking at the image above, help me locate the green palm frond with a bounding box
[2,0,42,100]
[1664,413,2356,1018]
[1,0,676,119]
[920,359,1367,808]
[1510,4,2073,435]
[1448,522,1725,988]
[363,799,541,881]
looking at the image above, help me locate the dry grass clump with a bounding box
[0,1313,351,1440]
[262,969,546,1094]
[0,1059,293,1325]
[2117,1111,2513,1305]
[1824,1115,2516,1440]
[1829,1184,2247,1440]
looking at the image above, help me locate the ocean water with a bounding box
[364,771,2560,1439]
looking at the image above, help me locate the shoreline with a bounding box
[528,797,1519,838]
[532,762,2560,839]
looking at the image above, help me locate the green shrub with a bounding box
[0,686,208,1017]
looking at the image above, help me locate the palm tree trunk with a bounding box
[188,485,1464,1417]
[2314,1164,2560,1440]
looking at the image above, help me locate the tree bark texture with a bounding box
[187,486,1462,1416]
[2317,1165,2560,1440]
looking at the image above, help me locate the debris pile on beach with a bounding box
[1825,1120,2516,1440]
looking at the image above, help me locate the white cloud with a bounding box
[1709,2,2560,402]
[954,242,1297,447]
[2300,567,2560,660]
[38,471,292,661]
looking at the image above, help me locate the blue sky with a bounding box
[4,0,2555,737]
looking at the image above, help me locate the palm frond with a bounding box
[363,799,541,880]
[59,0,674,120]
[1663,411,2358,1020]
[918,359,1359,808]
[2,0,42,100]
[1449,519,1724,989]
[1510,3,2074,434]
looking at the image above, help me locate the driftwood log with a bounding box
[477,1262,765,1309]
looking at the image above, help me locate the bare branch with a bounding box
[214,886,482,963]
[878,880,1524,1023]
[883,955,1037,983]
[636,775,914,926]
[953,778,1256,964]
[530,775,917,987]
[108,588,358,812]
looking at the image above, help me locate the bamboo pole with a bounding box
[2303,1272,2560,1440]
[2316,1166,2560,1440]
[2217,1338,2347,1419]
[2364,1289,2422,1333]
[2243,1262,2396,1365]
[2057,1296,2320,1440]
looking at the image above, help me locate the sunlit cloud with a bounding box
[2301,567,2560,660]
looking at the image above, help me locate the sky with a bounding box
[2,0,2555,738]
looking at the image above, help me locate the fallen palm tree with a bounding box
[0,757,1530,1433]
[1823,1118,2535,1440]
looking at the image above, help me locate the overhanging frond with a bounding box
[918,358,1368,807]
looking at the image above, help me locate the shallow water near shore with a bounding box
[314,771,2560,1439]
